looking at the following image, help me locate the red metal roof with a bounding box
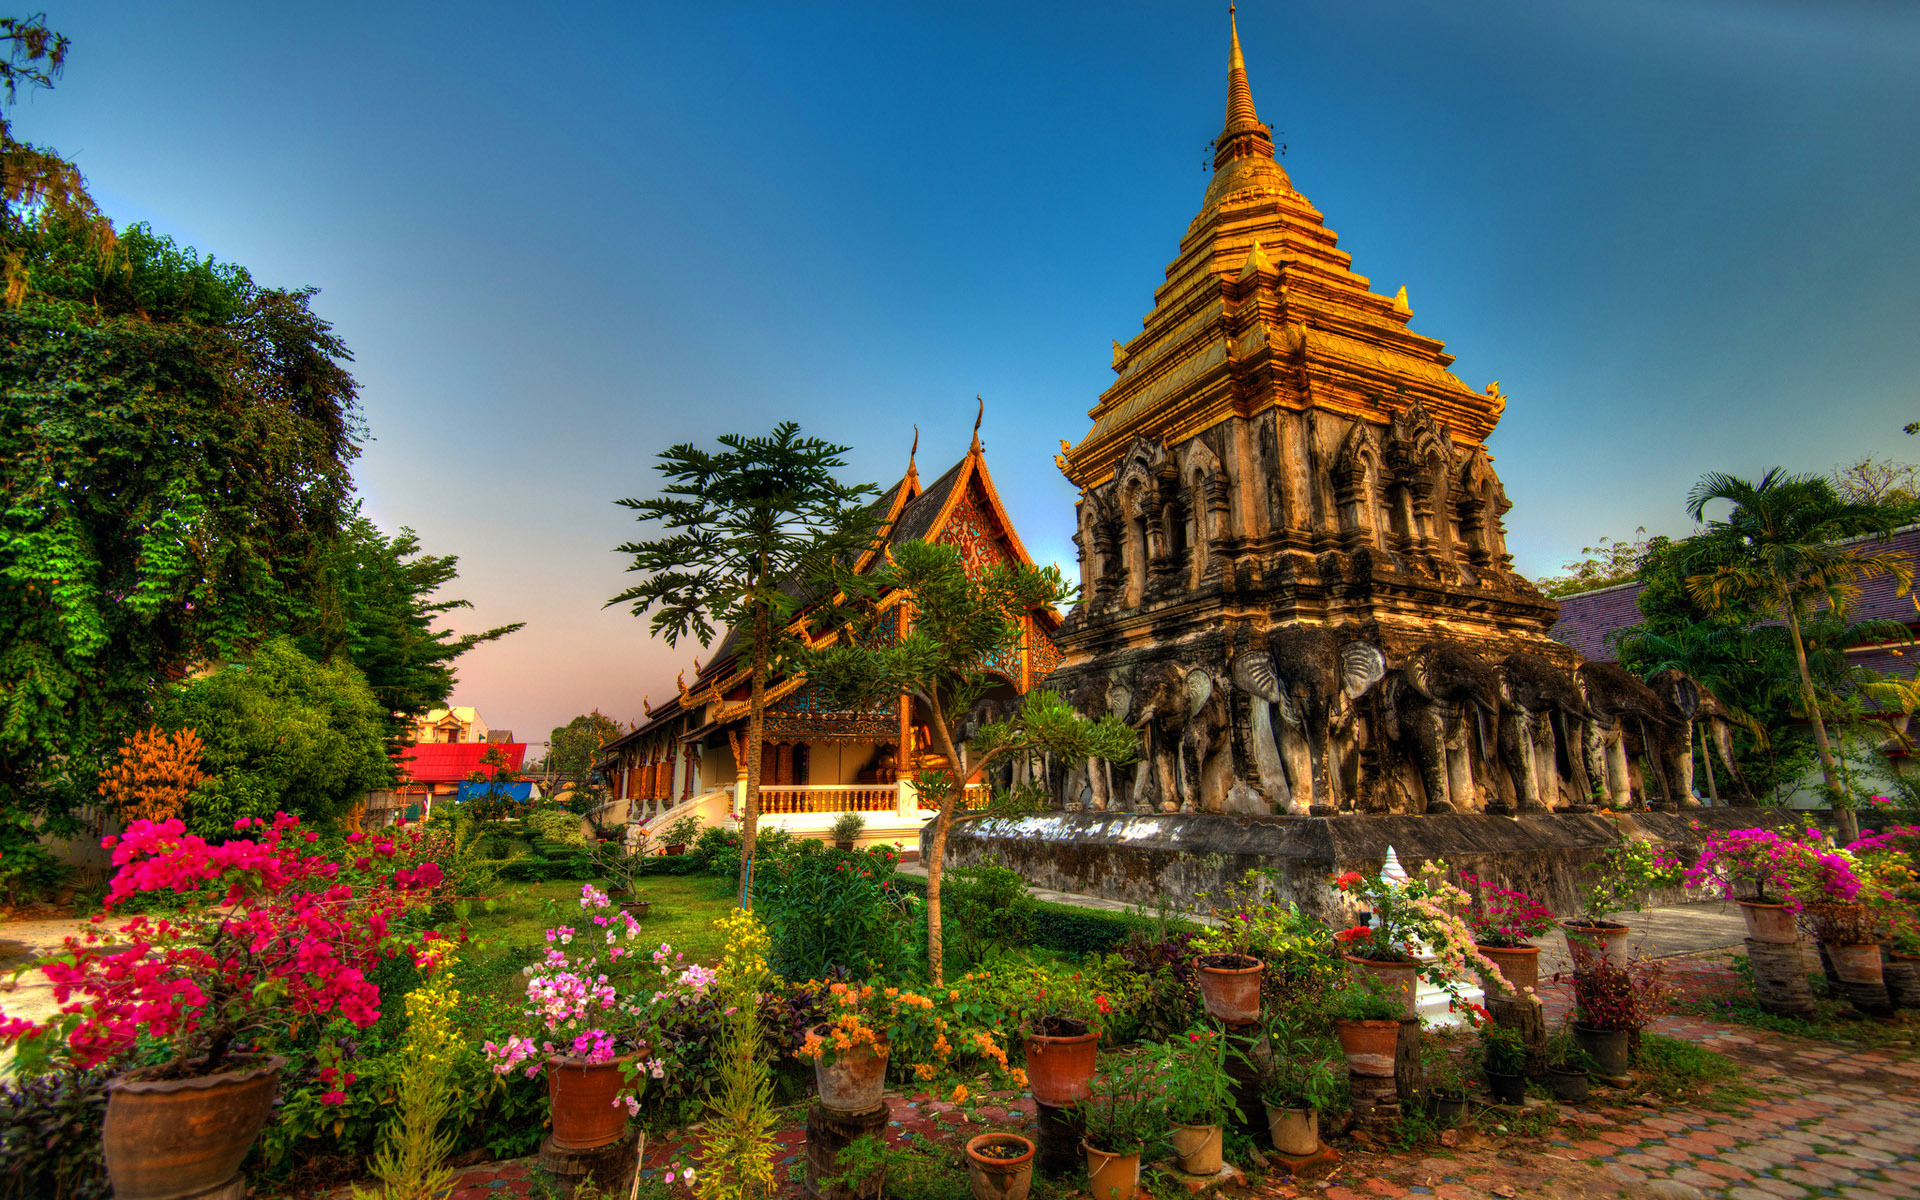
[396,742,526,784]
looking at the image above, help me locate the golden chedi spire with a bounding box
[1217,7,1273,169]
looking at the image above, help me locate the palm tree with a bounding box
[1683,469,1914,840]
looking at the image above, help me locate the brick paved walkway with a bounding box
[309,953,1918,1200]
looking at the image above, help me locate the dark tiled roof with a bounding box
[888,458,965,548]
[1548,582,1646,663]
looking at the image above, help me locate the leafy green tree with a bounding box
[609,423,883,908]
[295,505,522,745]
[1683,469,1913,839]
[544,709,625,791]
[803,539,1137,984]
[1534,527,1654,597]
[1,24,363,876]
[156,638,394,835]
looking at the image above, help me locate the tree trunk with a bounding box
[1786,606,1856,842]
[921,696,986,988]
[739,600,770,909]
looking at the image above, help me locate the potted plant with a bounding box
[797,979,927,1114]
[1080,1054,1159,1200]
[1420,1041,1469,1127]
[1326,972,1404,1078]
[1333,861,1518,1009]
[1544,1024,1594,1104]
[1567,952,1669,1078]
[1189,915,1265,1026]
[0,815,445,1200]
[1480,1024,1528,1105]
[1016,975,1113,1106]
[587,835,650,917]
[964,1132,1036,1200]
[660,814,702,855]
[1564,829,1679,969]
[1683,826,1831,944]
[1150,1027,1242,1175]
[832,810,866,851]
[1256,1018,1347,1156]
[1460,874,1554,993]
[483,885,671,1147]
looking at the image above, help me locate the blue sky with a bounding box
[22,1,1919,746]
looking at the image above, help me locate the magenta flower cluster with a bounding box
[0,813,443,1094]
[1682,826,1861,910]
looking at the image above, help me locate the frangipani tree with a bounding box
[803,538,1136,984]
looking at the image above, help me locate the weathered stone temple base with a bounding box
[928,808,1798,919]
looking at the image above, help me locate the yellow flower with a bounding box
[949,1084,968,1104]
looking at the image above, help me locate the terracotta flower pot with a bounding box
[547,1054,634,1149]
[103,1054,286,1200]
[1170,1123,1223,1175]
[1196,953,1264,1024]
[1023,1017,1098,1106]
[1333,1018,1400,1078]
[964,1132,1034,1200]
[1561,920,1629,970]
[664,844,686,856]
[1265,1105,1319,1156]
[1082,1140,1142,1200]
[1570,1024,1629,1077]
[1827,942,1884,986]
[1345,954,1418,1018]
[1475,943,1539,995]
[1736,900,1797,945]
[835,840,856,852]
[812,1030,890,1114]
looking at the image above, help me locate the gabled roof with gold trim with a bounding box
[666,419,1057,724]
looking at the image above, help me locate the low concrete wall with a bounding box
[925,808,1802,922]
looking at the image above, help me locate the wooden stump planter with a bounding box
[546,1055,634,1150]
[811,1032,890,1114]
[806,1100,889,1200]
[1886,952,1920,1010]
[964,1132,1035,1200]
[1476,944,1540,995]
[1560,920,1629,970]
[1196,953,1264,1025]
[102,1054,286,1200]
[1024,1017,1098,1106]
[1736,900,1797,945]
[1169,1123,1224,1175]
[1746,937,1817,1016]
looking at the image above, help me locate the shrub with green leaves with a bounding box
[0,1069,111,1200]
[756,841,915,980]
[941,863,1038,971]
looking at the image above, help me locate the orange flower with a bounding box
[949,1084,969,1104]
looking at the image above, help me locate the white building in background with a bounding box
[412,706,490,745]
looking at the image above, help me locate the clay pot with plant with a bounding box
[1460,873,1554,993]
[1420,1040,1469,1127]
[0,814,449,1200]
[965,1132,1035,1200]
[1565,826,1683,969]
[1326,973,1405,1078]
[1567,953,1669,1077]
[1544,1024,1594,1104]
[1017,977,1114,1106]
[660,814,702,855]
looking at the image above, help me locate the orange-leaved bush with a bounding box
[98,726,208,824]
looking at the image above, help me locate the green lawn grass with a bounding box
[462,872,738,1003]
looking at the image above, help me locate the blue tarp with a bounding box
[456,780,536,803]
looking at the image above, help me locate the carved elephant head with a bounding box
[1404,642,1501,733]
[1645,668,1701,725]
[1497,652,1583,716]
[1577,662,1663,725]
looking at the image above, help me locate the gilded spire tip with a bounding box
[1214,4,1275,172]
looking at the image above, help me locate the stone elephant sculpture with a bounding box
[1495,653,1590,813]
[1640,668,1705,811]
[1231,626,1384,815]
[1694,683,1756,805]
[1124,660,1233,813]
[1063,672,1128,811]
[1576,662,1671,810]
[1382,641,1502,813]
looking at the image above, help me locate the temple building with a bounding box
[1048,15,1615,818]
[600,424,1064,846]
